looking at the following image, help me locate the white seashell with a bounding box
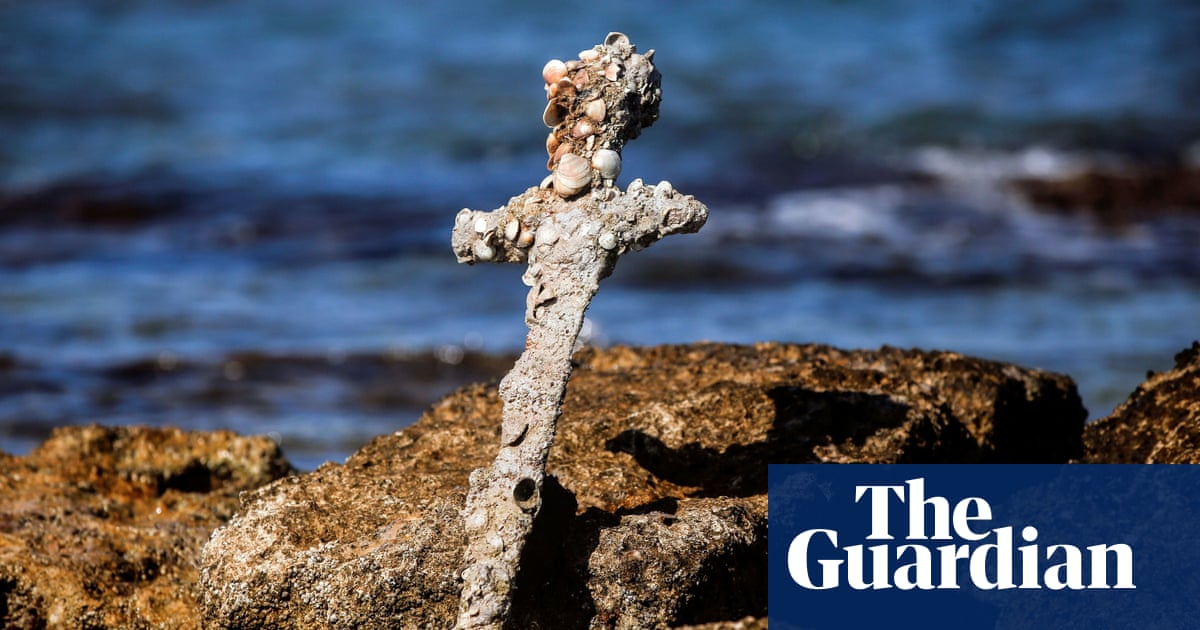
[546,131,559,157]
[504,219,520,241]
[598,232,617,250]
[516,227,535,248]
[579,48,600,63]
[571,120,595,138]
[540,173,554,189]
[543,101,566,128]
[591,149,621,180]
[473,216,489,234]
[535,222,559,245]
[604,63,620,82]
[473,239,495,261]
[627,178,645,192]
[604,32,630,48]
[584,99,606,122]
[542,59,567,85]
[553,153,591,197]
[455,208,473,227]
[654,180,675,197]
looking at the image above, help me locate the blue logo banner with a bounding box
[768,465,1200,629]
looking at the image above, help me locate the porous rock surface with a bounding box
[1084,341,1200,463]
[199,342,1086,629]
[0,424,292,629]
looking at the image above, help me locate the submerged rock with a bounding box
[198,342,1085,628]
[0,424,292,629]
[1012,166,1200,225]
[1084,341,1200,463]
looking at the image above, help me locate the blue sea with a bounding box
[2,0,1198,469]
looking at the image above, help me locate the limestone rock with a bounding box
[199,342,1085,628]
[0,424,292,629]
[672,618,768,630]
[1084,341,1200,462]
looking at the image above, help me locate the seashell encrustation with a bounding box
[472,239,495,261]
[597,231,618,250]
[553,153,592,198]
[571,120,595,139]
[451,34,709,630]
[542,59,568,85]
[584,99,606,122]
[516,225,535,248]
[543,101,566,128]
[547,141,571,170]
[537,30,661,195]
[604,32,630,48]
[591,148,621,181]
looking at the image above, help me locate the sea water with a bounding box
[2,0,1198,468]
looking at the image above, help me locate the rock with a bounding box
[672,618,768,630]
[1084,341,1200,463]
[0,424,293,629]
[1012,166,1200,225]
[199,342,1085,628]
[0,176,189,229]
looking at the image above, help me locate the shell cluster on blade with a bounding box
[590,148,621,181]
[553,153,591,197]
[541,32,662,198]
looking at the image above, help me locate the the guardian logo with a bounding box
[787,478,1135,591]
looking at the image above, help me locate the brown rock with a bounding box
[1012,166,1200,225]
[0,424,293,629]
[672,618,768,630]
[1084,341,1200,463]
[199,342,1085,628]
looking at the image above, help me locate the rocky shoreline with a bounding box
[2,341,1198,628]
